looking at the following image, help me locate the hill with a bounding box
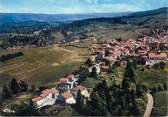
[0,7,167,49]
[0,12,131,25]
[59,7,167,42]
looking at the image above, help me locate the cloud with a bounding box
[80,0,98,5]
[0,0,167,14]
[80,3,142,13]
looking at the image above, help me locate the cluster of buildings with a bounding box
[31,74,90,109]
[89,33,168,74]
[135,34,168,65]
[88,39,136,74]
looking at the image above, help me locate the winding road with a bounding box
[143,93,153,117]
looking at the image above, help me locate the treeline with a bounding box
[0,52,24,62]
[0,26,54,49]
[0,21,50,33]
[1,78,28,100]
[0,78,40,116]
[0,34,51,49]
[75,60,148,116]
[1,78,50,100]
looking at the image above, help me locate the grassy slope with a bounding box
[0,46,91,87]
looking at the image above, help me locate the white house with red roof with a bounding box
[32,88,59,108]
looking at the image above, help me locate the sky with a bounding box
[0,0,167,14]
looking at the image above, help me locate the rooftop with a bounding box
[62,91,73,99]
[148,52,167,58]
[32,88,59,103]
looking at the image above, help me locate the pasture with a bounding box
[0,46,91,87]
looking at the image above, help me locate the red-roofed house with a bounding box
[58,74,78,90]
[32,88,59,108]
[147,52,167,65]
[57,91,76,104]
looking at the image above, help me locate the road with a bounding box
[144,93,153,117]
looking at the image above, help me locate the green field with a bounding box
[0,46,91,87]
[152,91,168,116]
[136,68,168,89]
[108,66,168,89]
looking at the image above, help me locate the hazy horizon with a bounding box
[0,0,167,14]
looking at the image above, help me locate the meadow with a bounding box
[0,46,91,87]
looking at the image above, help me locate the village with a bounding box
[31,29,168,111]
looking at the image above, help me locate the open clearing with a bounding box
[0,46,91,86]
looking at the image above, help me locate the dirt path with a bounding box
[0,63,25,73]
[144,93,153,117]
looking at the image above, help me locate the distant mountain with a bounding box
[128,7,168,17]
[0,12,131,25]
[66,7,167,27]
[0,7,167,49]
[57,7,167,42]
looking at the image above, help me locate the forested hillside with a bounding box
[0,7,167,49]
[59,7,167,41]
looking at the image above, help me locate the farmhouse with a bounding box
[57,91,76,104]
[32,88,59,108]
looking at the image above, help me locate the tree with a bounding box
[75,59,147,116]
[90,91,108,116]
[163,82,167,90]
[122,60,136,91]
[14,102,38,116]
[136,83,148,97]
[102,80,111,111]
[134,98,146,115]
[108,90,117,113]
[76,90,85,112]
[159,61,166,69]
[111,105,122,116]
[1,84,12,99]
[19,80,28,92]
[39,86,48,91]
[91,66,98,77]
[152,63,160,69]
[85,58,93,66]
[10,78,20,94]
[78,66,89,83]
[30,84,36,92]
